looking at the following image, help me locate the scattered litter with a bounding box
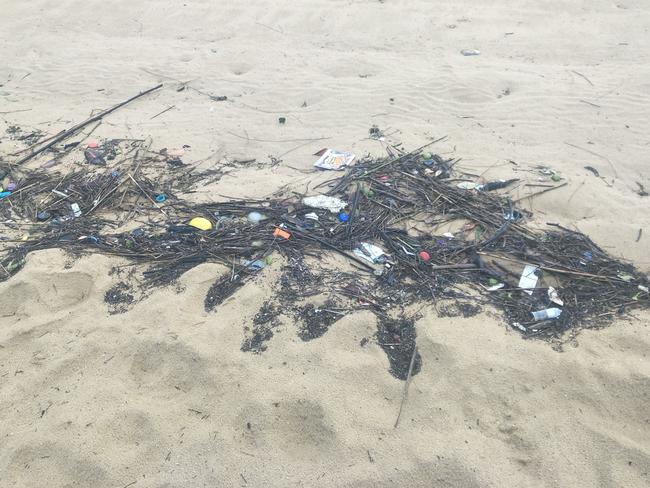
[369,126,384,140]
[273,228,291,240]
[538,167,563,182]
[476,179,518,192]
[584,166,600,177]
[188,217,212,231]
[247,211,264,224]
[304,212,319,221]
[84,147,106,166]
[418,251,430,262]
[338,212,349,222]
[548,287,564,306]
[400,245,415,256]
[354,243,386,264]
[313,149,355,171]
[457,181,477,190]
[0,191,11,199]
[512,322,527,332]
[504,210,522,221]
[518,265,539,295]
[461,49,481,56]
[245,259,266,271]
[531,308,562,321]
[155,194,167,203]
[639,285,649,293]
[618,272,634,282]
[5,183,17,191]
[442,232,455,238]
[303,195,347,213]
[487,283,505,291]
[71,203,82,218]
[278,117,286,124]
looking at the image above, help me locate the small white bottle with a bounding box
[531,308,562,321]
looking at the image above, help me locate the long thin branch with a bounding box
[14,84,163,166]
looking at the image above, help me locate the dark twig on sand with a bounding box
[14,84,163,166]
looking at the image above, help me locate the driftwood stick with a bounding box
[14,84,163,166]
[128,174,168,217]
[365,136,447,175]
[394,345,418,428]
[428,263,478,271]
[513,182,568,203]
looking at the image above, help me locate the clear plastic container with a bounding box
[531,308,562,321]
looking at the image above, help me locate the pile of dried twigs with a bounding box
[1,137,648,354]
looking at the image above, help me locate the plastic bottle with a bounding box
[531,308,562,321]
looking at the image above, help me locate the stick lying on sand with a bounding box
[14,84,163,166]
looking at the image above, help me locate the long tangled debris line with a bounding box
[1,135,649,378]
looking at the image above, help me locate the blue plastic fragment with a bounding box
[246,259,266,271]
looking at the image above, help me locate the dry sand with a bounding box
[1,1,649,487]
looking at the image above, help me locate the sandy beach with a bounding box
[1,1,649,487]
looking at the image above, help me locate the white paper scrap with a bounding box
[353,243,386,264]
[548,286,564,306]
[518,265,539,295]
[302,195,347,213]
[313,149,355,171]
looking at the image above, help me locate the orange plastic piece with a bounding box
[273,228,291,240]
